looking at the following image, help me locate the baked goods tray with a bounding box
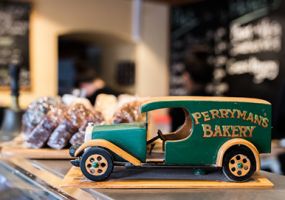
[0,135,72,159]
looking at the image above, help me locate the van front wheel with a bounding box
[222,146,256,182]
[80,147,113,181]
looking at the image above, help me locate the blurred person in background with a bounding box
[183,45,213,96]
[170,45,213,131]
[79,75,119,105]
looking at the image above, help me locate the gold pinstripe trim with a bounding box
[216,138,260,172]
[75,139,141,166]
[141,96,271,107]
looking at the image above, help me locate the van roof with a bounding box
[140,96,271,113]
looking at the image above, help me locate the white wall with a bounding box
[136,2,169,97]
[102,42,136,93]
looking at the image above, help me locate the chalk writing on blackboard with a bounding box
[170,0,284,101]
[226,18,282,84]
[0,2,30,89]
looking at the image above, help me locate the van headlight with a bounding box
[84,122,94,142]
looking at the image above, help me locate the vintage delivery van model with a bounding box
[70,96,271,182]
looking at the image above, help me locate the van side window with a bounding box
[160,108,192,141]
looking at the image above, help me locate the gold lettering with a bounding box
[202,124,213,137]
[210,109,220,119]
[231,126,239,137]
[201,124,255,138]
[239,126,248,137]
[220,109,229,118]
[213,125,223,137]
[192,112,202,124]
[201,111,211,122]
[222,126,231,137]
[254,115,262,126]
[247,112,254,123]
[227,109,236,118]
[262,118,269,128]
[235,110,247,120]
[247,126,256,137]
[194,109,269,129]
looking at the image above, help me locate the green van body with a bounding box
[91,123,147,162]
[90,97,271,166]
[141,100,271,165]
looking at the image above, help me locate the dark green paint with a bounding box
[91,123,147,162]
[141,100,271,166]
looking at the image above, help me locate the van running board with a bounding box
[146,158,164,163]
[139,163,219,170]
[115,161,219,170]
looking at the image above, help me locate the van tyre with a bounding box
[80,147,113,181]
[222,146,256,182]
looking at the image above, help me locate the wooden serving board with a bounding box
[61,166,274,189]
[0,135,72,159]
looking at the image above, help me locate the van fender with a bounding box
[74,139,141,166]
[216,138,260,172]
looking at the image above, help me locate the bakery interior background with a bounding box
[0,0,285,171]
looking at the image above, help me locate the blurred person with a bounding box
[170,45,213,131]
[183,44,213,96]
[80,77,119,105]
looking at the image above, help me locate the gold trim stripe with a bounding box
[216,138,260,171]
[141,96,271,107]
[75,139,141,166]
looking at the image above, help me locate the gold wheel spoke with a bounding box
[89,168,96,174]
[228,154,251,177]
[85,153,108,176]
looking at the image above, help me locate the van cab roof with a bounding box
[140,96,271,113]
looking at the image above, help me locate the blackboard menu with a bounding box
[0,2,31,89]
[170,0,285,105]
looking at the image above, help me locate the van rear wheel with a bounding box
[80,147,113,181]
[222,146,256,182]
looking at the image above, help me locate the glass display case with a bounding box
[0,160,64,200]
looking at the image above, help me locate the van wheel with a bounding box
[80,147,113,181]
[222,146,256,182]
